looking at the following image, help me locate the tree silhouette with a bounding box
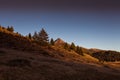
[38,28,49,42]
[7,26,14,32]
[70,42,76,51]
[92,51,120,62]
[50,38,54,45]
[32,28,49,46]
[76,46,84,56]
[33,31,39,42]
[28,33,32,39]
[64,42,69,50]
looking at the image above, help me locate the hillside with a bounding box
[0,48,120,80]
[0,26,120,80]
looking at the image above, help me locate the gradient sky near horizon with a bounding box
[0,0,120,51]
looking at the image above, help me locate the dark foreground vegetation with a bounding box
[0,48,120,80]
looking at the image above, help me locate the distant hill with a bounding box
[54,38,65,46]
[89,48,102,53]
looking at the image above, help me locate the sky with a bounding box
[0,0,120,51]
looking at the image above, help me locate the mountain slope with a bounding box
[0,26,120,80]
[0,48,120,80]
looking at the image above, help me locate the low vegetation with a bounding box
[7,59,31,67]
[92,51,120,62]
[0,49,119,80]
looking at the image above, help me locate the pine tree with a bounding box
[50,38,54,45]
[38,28,49,43]
[33,31,39,42]
[10,26,14,32]
[76,46,84,56]
[70,42,76,51]
[28,33,32,39]
[32,28,49,46]
[7,26,14,32]
[64,42,69,50]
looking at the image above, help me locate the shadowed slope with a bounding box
[0,48,120,80]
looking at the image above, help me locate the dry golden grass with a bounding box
[0,48,120,80]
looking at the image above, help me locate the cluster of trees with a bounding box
[0,25,14,33]
[68,43,84,56]
[0,25,22,36]
[7,26,14,32]
[49,38,84,56]
[0,25,87,56]
[0,26,50,51]
[0,26,33,50]
[0,25,50,47]
[92,51,120,62]
[26,28,49,46]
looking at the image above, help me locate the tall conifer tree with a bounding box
[38,28,49,43]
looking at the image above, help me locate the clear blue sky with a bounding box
[0,0,120,51]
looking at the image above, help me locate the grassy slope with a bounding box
[0,48,120,80]
[0,29,120,80]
